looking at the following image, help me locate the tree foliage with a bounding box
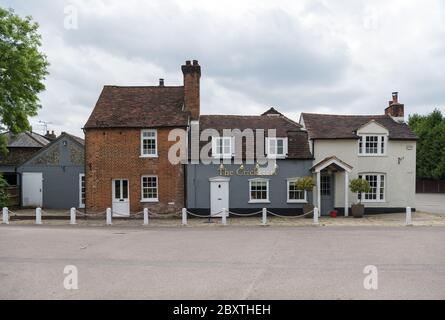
[0,7,49,154]
[408,109,445,180]
[349,178,370,204]
[0,174,9,207]
[295,176,316,192]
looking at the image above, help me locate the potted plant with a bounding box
[349,178,371,218]
[295,176,316,218]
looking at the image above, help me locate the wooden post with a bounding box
[106,208,112,225]
[35,207,42,225]
[143,208,149,225]
[406,207,412,226]
[182,208,187,226]
[2,207,9,225]
[262,208,267,225]
[313,207,319,225]
[70,208,76,225]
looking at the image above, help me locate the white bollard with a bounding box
[406,207,412,226]
[35,207,42,225]
[3,207,9,225]
[313,207,319,225]
[143,208,149,226]
[182,208,187,226]
[70,207,76,225]
[262,208,267,225]
[106,208,112,225]
[222,208,227,225]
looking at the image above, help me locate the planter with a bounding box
[329,210,337,218]
[303,204,314,219]
[351,203,364,218]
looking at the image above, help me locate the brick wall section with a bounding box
[85,128,185,214]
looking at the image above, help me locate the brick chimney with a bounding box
[384,92,405,123]
[44,130,57,141]
[182,60,201,121]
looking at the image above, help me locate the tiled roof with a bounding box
[3,132,50,148]
[301,113,418,140]
[84,86,189,129]
[198,112,312,159]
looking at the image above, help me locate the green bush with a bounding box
[0,174,9,207]
[349,178,370,204]
[295,176,316,192]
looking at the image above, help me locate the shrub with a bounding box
[295,176,316,192]
[349,178,371,204]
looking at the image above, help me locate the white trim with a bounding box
[265,137,288,159]
[358,134,388,156]
[79,173,85,208]
[358,173,386,203]
[248,178,270,203]
[140,129,158,158]
[212,136,233,159]
[286,178,307,203]
[209,176,231,182]
[141,175,159,202]
[313,158,352,173]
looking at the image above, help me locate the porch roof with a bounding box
[311,156,353,173]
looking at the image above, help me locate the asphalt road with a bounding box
[0,225,444,300]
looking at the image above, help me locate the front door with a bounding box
[320,174,335,216]
[22,172,43,207]
[112,179,130,217]
[210,178,229,217]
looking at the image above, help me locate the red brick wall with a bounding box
[85,128,184,214]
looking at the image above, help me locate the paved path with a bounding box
[416,193,445,215]
[1,225,444,300]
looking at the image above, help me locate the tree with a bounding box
[408,109,445,180]
[349,178,370,204]
[0,173,9,207]
[0,7,49,154]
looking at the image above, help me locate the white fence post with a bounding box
[182,208,187,226]
[106,208,112,225]
[2,207,9,225]
[406,207,412,226]
[70,207,76,225]
[143,208,149,226]
[313,207,319,225]
[262,208,267,225]
[35,207,42,225]
[222,208,227,225]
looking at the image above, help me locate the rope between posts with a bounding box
[228,210,263,217]
[7,209,18,216]
[186,210,223,218]
[266,209,314,219]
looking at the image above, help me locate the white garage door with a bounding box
[22,172,43,207]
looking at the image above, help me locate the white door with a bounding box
[112,179,130,217]
[22,172,43,207]
[210,178,229,217]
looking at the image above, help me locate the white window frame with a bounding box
[141,175,159,202]
[358,134,387,156]
[358,173,386,203]
[248,178,270,203]
[79,173,85,208]
[286,178,307,203]
[140,129,158,158]
[212,136,233,159]
[266,137,288,158]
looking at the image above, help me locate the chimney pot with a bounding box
[186,60,191,66]
[159,78,164,86]
[392,92,398,104]
[192,60,199,66]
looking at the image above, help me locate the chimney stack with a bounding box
[182,59,201,120]
[385,91,405,123]
[44,130,57,141]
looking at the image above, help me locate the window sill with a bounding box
[360,200,386,203]
[248,200,270,204]
[140,155,158,159]
[357,154,387,157]
[141,199,159,203]
[287,200,308,204]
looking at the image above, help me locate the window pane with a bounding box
[122,180,128,199]
[321,176,331,196]
[81,176,86,205]
[115,180,120,199]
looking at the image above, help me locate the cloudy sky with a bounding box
[2,0,445,137]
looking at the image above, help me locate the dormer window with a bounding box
[212,137,233,159]
[358,135,386,156]
[266,137,288,158]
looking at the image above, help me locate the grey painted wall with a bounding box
[187,160,313,212]
[18,135,84,209]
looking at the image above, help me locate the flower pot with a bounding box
[351,203,364,218]
[329,210,337,218]
[303,203,314,218]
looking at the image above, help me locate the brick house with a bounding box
[84,60,200,215]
